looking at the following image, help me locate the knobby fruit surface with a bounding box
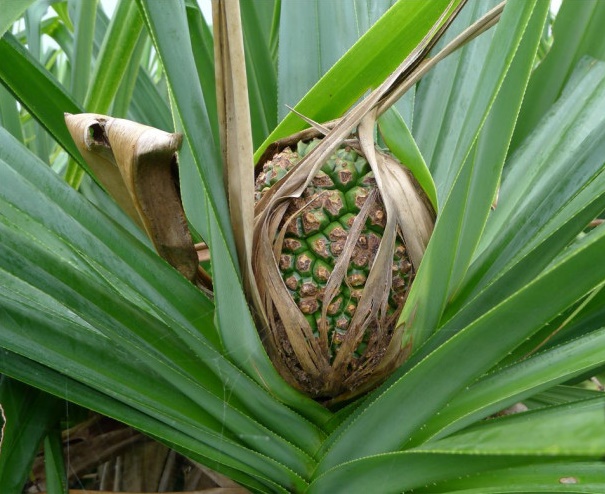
[253,136,432,402]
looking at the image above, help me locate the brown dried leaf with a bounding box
[64,113,199,283]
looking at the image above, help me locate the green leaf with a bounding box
[0,85,23,143]
[398,0,544,353]
[445,1,549,291]
[0,377,64,494]
[0,128,325,462]
[525,386,603,408]
[413,0,498,197]
[309,453,544,494]
[445,57,605,327]
[311,398,605,492]
[42,17,74,59]
[110,28,147,118]
[0,350,282,493]
[69,0,97,104]
[378,107,438,210]
[127,65,172,130]
[275,0,394,123]
[524,284,605,357]
[85,0,143,113]
[43,429,68,494]
[50,1,73,32]
[241,0,278,147]
[417,396,605,456]
[135,0,229,248]
[6,1,605,491]
[0,33,85,166]
[0,266,308,490]
[512,0,605,151]
[397,45,605,377]
[185,1,218,145]
[257,0,462,158]
[414,462,605,493]
[409,327,605,445]
[66,0,144,188]
[0,0,36,39]
[18,1,56,162]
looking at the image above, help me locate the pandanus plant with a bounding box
[2,0,605,492]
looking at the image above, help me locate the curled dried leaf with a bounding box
[65,113,201,284]
[65,113,142,228]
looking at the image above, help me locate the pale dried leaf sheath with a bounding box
[260,196,330,376]
[65,113,199,282]
[213,0,256,292]
[104,118,198,282]
[323,190,381,370]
